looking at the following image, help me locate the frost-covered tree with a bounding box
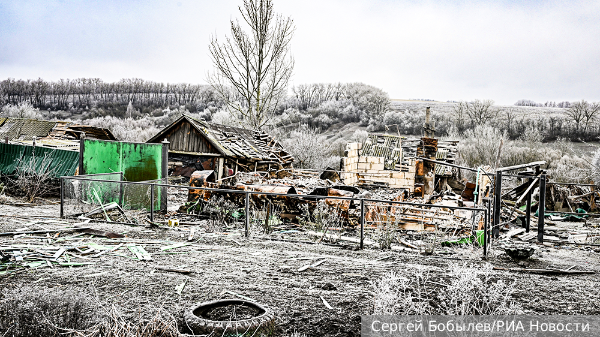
[208,0,295,130]
[0,101,42,119]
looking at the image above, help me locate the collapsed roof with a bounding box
[0,117,116,148]
[147,114,293,165]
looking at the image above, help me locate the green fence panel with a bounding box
[120,142,162,182]
[0,144,25,175]
[82,139,123,176]
[82,139,163,211]
[0,143,78,177]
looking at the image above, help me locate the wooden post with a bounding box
[217,157,224,181]
[537,175,546,243]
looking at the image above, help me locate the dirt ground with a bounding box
[1,202,600,337]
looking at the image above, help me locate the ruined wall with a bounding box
[340,142,416,191]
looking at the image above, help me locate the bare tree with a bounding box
[208,0,295,130]
[454,99,498,127]
[565,100,600,133]
[583,102,600,134]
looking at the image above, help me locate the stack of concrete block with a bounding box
[340,142,417,191]
[340,142,362,185]
[356,156,385,173]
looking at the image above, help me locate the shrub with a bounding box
[372,263,523,315]
[7,152,58,202]
[279,125,337,170]
[0,101,44,119]
[0,286,100,336]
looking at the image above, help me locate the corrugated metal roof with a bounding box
[361,134,403,170]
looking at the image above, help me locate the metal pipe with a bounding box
[526,177,532,232]
[483,202,488,257]
[245,192,250,238]
[78,132,85,175]
[60,177,64,218]
[150,185,154,222]
[119,172,124,207]
[360,199,365,250]
[161,139,169,212]
[493,171,502,238]
[538,175,546,243]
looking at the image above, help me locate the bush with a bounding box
[279,125,337,170]
[7,152,58,202]
[372,263,522,315]
[0,286,100,336]
[0,101,44,119]
[455,125,592,183]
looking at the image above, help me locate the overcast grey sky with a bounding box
[1,0,598,104]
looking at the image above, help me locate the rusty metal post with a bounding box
[360,199,365,249]
[537,175,546,243]
[484,206,488,258]
[245,192,250,238]
[493,171,502,238]
[482,197,492,258]
[160,139,169,212]
[119,172,124,207]
[525,177,532,233]
[78,132,86,175]
[60,177,64,218]
[150,185,154,222]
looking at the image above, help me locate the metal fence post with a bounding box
[482,197,492,258]
[493,171,502,238]
[60,177,64,219]
[360,199,365,250]
[78,132,86,175]
[119,172,124,207]
[525,177,532,232]
[245,192,250,238]
[537,174,546,243]
[150,184,154,222]
[160,139,169,212]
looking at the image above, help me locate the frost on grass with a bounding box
[372,263,523,315]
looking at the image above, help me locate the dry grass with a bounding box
[0,286,182,337]
[372,263,523,315]
[0,286,100,337]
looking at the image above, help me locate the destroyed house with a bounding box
[0,117,116,149]
[340,133,458,193]
[146,114,293,180]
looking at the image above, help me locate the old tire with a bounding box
[184,299,275,335]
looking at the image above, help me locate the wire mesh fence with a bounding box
[61,173,165,219]
[60,175,490,255]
